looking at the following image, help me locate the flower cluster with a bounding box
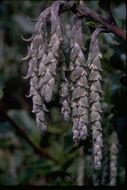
[23,1,68,132]
[23,7,51,132]
[70,16,89,142]
[87,28,104,170]
[23,1,104,171]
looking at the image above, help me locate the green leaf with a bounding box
[7,110,41,143]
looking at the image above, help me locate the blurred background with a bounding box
[0,0,126,185]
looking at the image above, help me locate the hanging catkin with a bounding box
[87,28,104,170]
[23,8,51,132]
[70,16,89,142]
[109,131,118,186]
[39,3,63,103]
[23,1,66,132]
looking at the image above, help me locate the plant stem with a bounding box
[74,3,126,41]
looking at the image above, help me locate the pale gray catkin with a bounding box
[109,131,118,186]
[87,28,103,170]
[23,8,51,132]
[24,2,66,132]
[70,16,89,142]
[38,9,61,103]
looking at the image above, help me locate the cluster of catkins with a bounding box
[23,1,103,170]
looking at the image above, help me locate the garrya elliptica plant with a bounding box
[22,0,123,175]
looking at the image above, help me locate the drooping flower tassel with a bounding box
[109,131,119,186]
[87,28,104,170]
[70,16,89,142]
[23,7,51,132]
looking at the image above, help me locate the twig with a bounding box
[57,1,126,40]
[74,3,126,41]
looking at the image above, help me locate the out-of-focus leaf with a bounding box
[0,122,12,133]
[13,15,34,33]
[7,110,41,142]
[48,140,64,161]
[0,75,5,99]
[0,151,8,171]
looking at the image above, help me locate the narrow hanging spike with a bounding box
[88,28,104,171]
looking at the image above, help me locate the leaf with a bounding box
[13,15,34,33]
[7,110,41,142]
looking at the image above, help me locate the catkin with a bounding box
[39,3,63,103]
[109,131,118,186]
[24,2,66,132]
[70,16,89,142]
[23,8,51,132]
[87,28,103,170]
